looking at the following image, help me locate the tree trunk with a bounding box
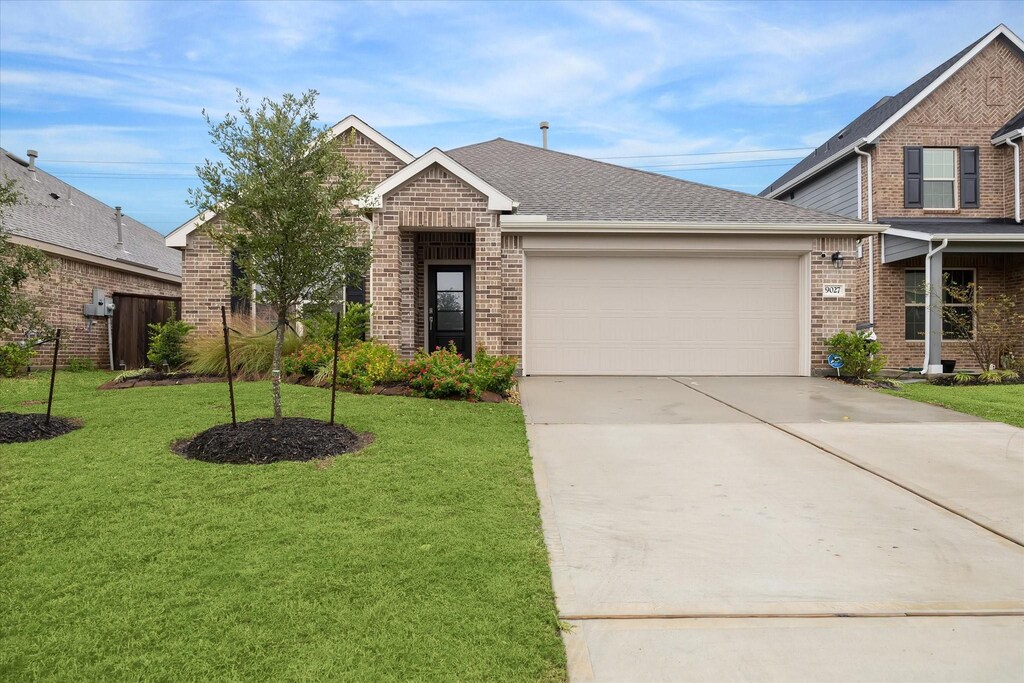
[272,311,286,425]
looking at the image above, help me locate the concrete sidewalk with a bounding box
[522,376,1024,682]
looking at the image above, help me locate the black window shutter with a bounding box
[960,146,979,208]
[904,146,923,208]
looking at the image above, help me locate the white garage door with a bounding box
[524,254,803,375]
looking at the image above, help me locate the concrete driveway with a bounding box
[521,376,1024,682]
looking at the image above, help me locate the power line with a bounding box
[633,156,802,170]
[593,146,813,160]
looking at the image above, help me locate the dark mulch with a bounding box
[0,412,82,444]
[825,375,903,389]
[172,417,368,465]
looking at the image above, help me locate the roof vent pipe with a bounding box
[115,206,124,249]
[540,121,549,149]
[27,150,38,179]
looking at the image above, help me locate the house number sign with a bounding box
[822,284,845,298]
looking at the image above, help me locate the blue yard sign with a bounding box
[828,353,844,376]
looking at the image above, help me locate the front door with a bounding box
[428,265,471,358]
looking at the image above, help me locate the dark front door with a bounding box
[428,265,471,358]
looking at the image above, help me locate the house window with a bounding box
[904,269,975,340]
[922,148,956,209]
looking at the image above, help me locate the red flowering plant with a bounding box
[407,343,477,399]
[471,346,518,395]
[281,343,333,376]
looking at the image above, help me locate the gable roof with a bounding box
[446,138,864,227]
[762,24,1024,199]
[1,149,181,279]
[165,114,412,247]
[368,147,515,212]
[992,107,1024,142]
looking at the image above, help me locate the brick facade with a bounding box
[860,36,1024,221]
[181,227,232,336]
[811,236,865,370]
[2,253,180,368]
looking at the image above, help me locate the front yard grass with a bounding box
[0,371,565,681]
[883,382,1024,428]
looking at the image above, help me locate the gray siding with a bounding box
[883,234,929,263]
[782,157,859,218]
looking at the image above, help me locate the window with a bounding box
[922,148,956,209]
[904,269,975,340]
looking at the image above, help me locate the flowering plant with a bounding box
[408,343,476,399]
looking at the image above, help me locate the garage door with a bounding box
[524,254,803,375]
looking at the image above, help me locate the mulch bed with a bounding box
[825,376,903,389]
[172,417,370,465]
[0,412,82,444]
[928,375,1024,387]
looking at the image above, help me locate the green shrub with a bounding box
[408,343,475,399]
[313,341,407,393]
[146,306,194,368]
[301,304,371,347]
[187,315,301,376]
[282,343,333,376]
[66,357,95,372]
[952,372,976,385]
[0,342,34,377]
[979,370,1005,384]
[472,346,518,394]
[824,330,886,380]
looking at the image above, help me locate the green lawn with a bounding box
[0,372,565,681]
[883,382,1024,428]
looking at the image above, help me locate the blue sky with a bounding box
[0,0,1019,235]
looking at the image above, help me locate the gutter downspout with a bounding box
[921,238,949,375]
[1007,132,1022,223]
[853,145,873,222]
[853,145,875,326]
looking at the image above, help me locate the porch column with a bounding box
[474,215,502,354]
[399,231,416,357]
[925,243,944,374]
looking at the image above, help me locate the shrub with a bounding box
[146,306,194,368]
[824,330,886,380]
[472,346,518,395]
[66,357,95,372]
[187,315,301,376]
[953,372,975,385]
[282,343,333,376]
[0,342,34,377]
[313,341,407,393]
[301,303,371,347]
[408,344,476,399]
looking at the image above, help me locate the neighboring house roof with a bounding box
[446,137,863,226]
[1,149,181,279]
[992,107,1024,142]
[883,217,1024,241]
[762,24,1024,199]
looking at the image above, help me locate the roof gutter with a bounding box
[763,138,867,199]
[500,220,879,236]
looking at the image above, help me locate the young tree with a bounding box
[941,280,1023,371]
[0,177,52,339]
[188,91,370,423]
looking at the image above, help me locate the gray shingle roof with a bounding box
[760,31,997,197]
[446,138,862,225]
[993,107,1024,140]
[0,149,181,277]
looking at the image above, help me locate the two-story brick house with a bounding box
[763,24,1024,373]
[167,117,874,377]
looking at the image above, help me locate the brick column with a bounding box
[474,214,502,354]
[399,230,416,357]
[370,212,402,350]
[182,229,231,335]
[501,233,523,359]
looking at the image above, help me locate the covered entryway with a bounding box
[524,253,806,375]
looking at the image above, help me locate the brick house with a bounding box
[168,116,876,376]
[764,24,1024,373]
[1,149,182,369]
